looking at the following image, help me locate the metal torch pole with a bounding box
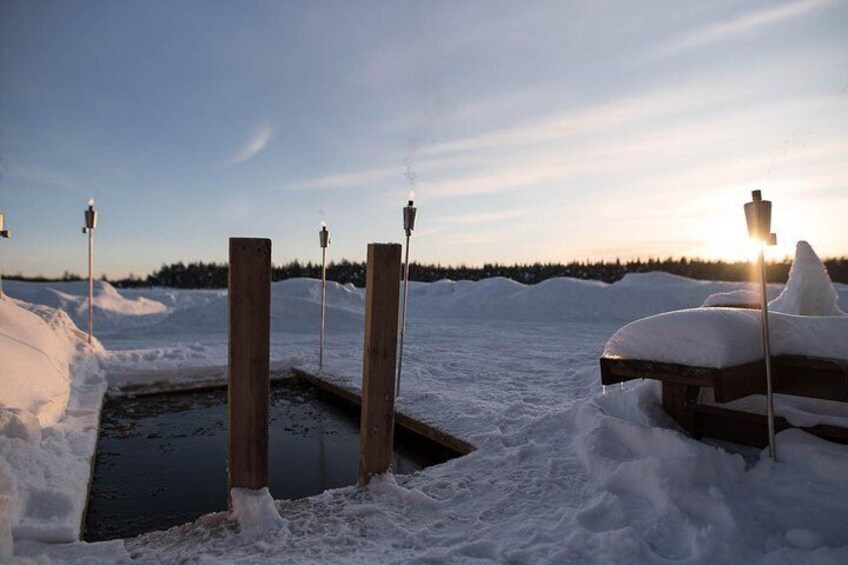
[758,248,776,460]
[88,228,94,344]
[396,233,411,397]
[320,246,327,371]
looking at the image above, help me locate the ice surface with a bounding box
[770,241,846,316]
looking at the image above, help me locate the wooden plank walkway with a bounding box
[292,368,476,456]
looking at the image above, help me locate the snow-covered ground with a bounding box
[2,248,848,563]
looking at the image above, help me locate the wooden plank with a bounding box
[359,244,402,485]
[292,368,475,456]
[692,403,848,447]
[601,355,848,404]
[661,381,699,434]
[601,357,717,388]
[228,237,272,493]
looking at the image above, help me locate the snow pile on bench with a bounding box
[604,308,848,367]
[606,241,848,368]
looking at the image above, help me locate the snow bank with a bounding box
[0,297,106,553]
[3,279,169,332]
[770,241,845,316]
[603,308,848,367]
[0,298,83,426]
[702,289,759,307]
[572,385,848,562]
[406,273,780,323]
[154,279,364,334]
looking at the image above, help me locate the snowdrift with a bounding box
[154,279,364,334]
[0,297,104,551]
[0,299,88,426]
[2,279,169,332]
[406,273,778,323]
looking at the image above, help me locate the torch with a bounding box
[744,189,778,460]
[396,191,417,397]
[319,220,330,371]
[82,198,98,344]
[0,212,10,299]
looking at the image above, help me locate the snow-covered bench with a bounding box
[600,241,848,448]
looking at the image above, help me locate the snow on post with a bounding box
[228,238,272,497]
[359,243,402,486]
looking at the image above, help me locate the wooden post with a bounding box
[228,238,272,497]
[359,243,402,485]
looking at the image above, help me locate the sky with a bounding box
[0,0,846,278]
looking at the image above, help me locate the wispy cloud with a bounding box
[227,123,273,165]
[655,0,835,57]
[438,210,529,225]
[290,166,398,190]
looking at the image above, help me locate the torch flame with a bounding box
[320,220,327,228]
[88,198,95,206]
[408,190,415,201]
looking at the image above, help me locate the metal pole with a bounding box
[758,248,776,460]
[87,229,94,344]
[320,246,327,371]
[396,233,411,397]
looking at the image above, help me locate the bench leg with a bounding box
[662,382,700,435]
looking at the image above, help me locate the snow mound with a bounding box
[3,279,170,332]
[0,298,87,426]
[603,308,848,368]
[230,487,286,537]
[770,241,845,316]
[702,289,759,308]
[154,279,364,334]
[0,297,105,551]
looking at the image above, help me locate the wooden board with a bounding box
[359,243,402,485]
[293,368,475,456]
[228,237,271,492]
[601,355,848,404]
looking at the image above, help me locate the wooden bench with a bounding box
[600,355,848,447]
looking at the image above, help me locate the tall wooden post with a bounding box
[359,243,402,485]
[228,238,272,497]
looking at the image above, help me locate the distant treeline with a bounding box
[11,257,846,288]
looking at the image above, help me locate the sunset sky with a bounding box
[1,0,846,278]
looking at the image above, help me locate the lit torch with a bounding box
[82,198,98,344]
[744,189,778,460]
[319,220,330,371]
[397,190,417,397]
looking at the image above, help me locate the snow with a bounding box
[0,296,106,553]
[770,241,846,316]
[605,241,848,368]
[603,308,848,368]
[230,487,287,537]
[2,249,848,562]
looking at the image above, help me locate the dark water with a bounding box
[84,378,454,541]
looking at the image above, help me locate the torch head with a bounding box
[404,202,417,236]
[84,199,97,231]
[1,212,10,239]
[319,225,330,248]
[744,189,774,243]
